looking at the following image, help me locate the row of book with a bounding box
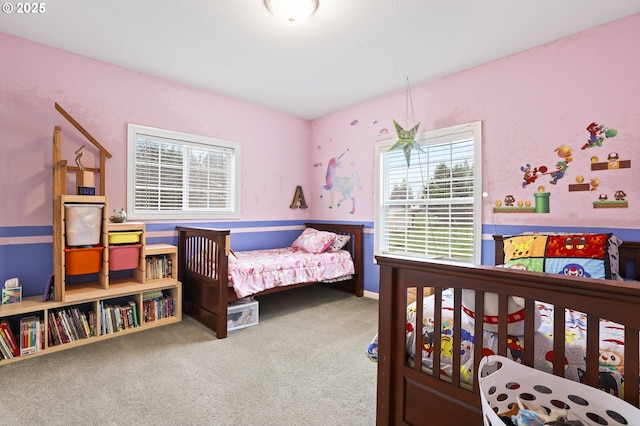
[100,301,139,335]
[48,307,96,346]
[143,291,176,322]
[146,255,173,281]
[1,294,176,360]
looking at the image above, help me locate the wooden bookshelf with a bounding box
[0,125,183,365]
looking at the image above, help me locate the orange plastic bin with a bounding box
[65,246,103,275]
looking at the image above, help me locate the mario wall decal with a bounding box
[494,121,629,212]
[582,122,617,150]
[493,186,550,214]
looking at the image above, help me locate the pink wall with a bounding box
[0,33,313,227]
[2,13,639,230]
[310,14,640,230]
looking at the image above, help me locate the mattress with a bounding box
[229,247,355,298]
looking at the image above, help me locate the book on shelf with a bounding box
[0,321,19,357]
[69,307,88,339]
[128,300,139,327]
[79,310,92,337]
[99,301,137,335]
[100,301,105,335]
[59,310,77,341]
[102,304,112,334]
[112,305,122,332]
[143,292,176,322]
[42,273,54,302]
[0,328,13,359]
[19,316,39,356]
[145,255,173,280]
[49,311,63,345]
[143,290,164,301]
[39,318,45,351]
[48,312,60,346]
[88,311,97,337]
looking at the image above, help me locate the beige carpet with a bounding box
[0,285,379,425]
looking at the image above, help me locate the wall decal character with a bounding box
[521,163,548,188]
[320,149,361,214]
[549,160,569,185]
[614,190,627,201]
[582,122,617,150]
[593,188,629,209]
[554,144,573,164]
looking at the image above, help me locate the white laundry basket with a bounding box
[478,355,640,426]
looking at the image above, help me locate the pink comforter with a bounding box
[229,247,355,298]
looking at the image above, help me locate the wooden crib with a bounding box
[376,236,640,425]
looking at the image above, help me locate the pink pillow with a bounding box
[291,228,336,253]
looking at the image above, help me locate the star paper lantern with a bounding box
[389,120,423,167]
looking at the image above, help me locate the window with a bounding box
[374,121,482,263]
[127,124,241,220]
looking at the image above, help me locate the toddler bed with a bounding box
[178,222,363,338]
[373,233,640,425]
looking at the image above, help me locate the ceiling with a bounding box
[2,0,639,120]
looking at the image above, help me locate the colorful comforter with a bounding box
[502,233,622,280]
[367,289,627,395]
[229,247,355,298]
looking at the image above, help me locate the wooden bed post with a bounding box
[216,231,230,339]
[375,263,393,425]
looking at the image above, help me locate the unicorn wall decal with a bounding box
[320,149,361,214]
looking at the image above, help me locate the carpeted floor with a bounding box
[0,286,379,425]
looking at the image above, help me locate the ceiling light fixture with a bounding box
[264,0,319,26]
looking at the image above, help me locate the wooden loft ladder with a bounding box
[52,103,112,302]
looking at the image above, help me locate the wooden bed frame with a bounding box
[177,222,363,339]
[376,236,640,425]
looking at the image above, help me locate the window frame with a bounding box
[374,121,482,264]
[126,123,241,220]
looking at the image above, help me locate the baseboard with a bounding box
[363,290,379,300]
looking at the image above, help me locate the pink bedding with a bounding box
[229,247,355,298]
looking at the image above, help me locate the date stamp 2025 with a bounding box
[2,2,46,14]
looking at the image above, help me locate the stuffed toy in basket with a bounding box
[478,355,640,426]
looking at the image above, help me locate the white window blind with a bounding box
[375,121,482,263]
[127,124,241,220]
